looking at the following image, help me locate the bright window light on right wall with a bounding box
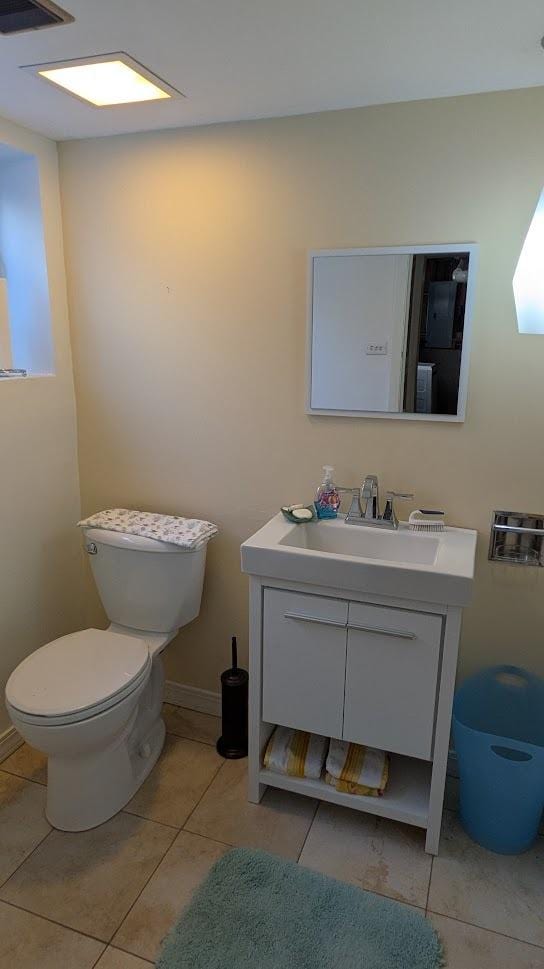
[513,188,544,334]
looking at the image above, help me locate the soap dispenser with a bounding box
[315,465,341,519]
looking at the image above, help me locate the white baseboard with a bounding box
[0,725,22,763]
[164,680,221,718]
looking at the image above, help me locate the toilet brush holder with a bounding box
[216,636,248,759]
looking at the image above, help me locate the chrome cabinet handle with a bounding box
[348,622,416,640]
[284,612,347,628]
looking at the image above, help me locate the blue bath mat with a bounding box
[157,847,443,969]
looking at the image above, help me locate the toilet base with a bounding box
[46,713,166,831]
[41,657,167,832]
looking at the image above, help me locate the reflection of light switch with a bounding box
[366,342,388,355]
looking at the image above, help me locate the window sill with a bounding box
[0,372,55,382]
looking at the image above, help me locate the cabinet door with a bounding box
[343,602,442,759]
[262,589,348,738]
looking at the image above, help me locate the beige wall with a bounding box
[0,117,83,734]
[59,87,544,695]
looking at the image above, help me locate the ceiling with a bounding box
[1,0,544,141]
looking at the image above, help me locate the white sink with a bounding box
[281,520,440,565]
[241,514,477,605]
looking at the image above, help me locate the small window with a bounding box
[0,271,11,369]
[0,142,54,377]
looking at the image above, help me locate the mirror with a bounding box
[307,244,477,421]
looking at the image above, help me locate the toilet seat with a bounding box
[6,628,152,726]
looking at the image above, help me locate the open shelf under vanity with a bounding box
[260,752,431,829]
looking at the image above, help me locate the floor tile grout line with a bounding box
[183,825,248,853]
[164,731,220,753]
[0,896,110,946]
[178,830,241,852]
[181,758,228,831]
[120,734,224,831]
[110,935,160,963]
[0,826,54,893]
[111,828,243,962]
[89,944,109,969]
[0,731,228,952]
[120,808,183,831]
[108,825,180,953]
[106,948,154,967]
[426,908,544,951]
[164,728,218,748]
[0,766,46,788]
[296,800,320,863]
[346,882,426,912]
[2,820,187,954]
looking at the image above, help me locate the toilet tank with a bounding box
[83,528,208,633]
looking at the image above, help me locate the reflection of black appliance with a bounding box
[425,281,457,348]
[416,362,437,414]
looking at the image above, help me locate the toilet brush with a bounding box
[216,636,248,759]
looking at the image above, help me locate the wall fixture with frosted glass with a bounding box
[513,189,544,335]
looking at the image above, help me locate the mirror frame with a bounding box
[306,243,479,422]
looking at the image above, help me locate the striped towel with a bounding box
[326,739,389,796]
[264,727,328,780]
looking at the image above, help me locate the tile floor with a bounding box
[0,703,542,968]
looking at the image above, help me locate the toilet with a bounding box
[5,524,210,832]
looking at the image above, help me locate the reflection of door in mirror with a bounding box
[403,253,470,416]
[311,254,412,412]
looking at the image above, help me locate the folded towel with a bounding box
[326,739,389,796]
[78,508,218,550]
[264,727,328,780]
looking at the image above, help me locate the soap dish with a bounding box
[281,504,317,524]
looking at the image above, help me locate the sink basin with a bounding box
[281,520,439,565]
[241,514,477,606]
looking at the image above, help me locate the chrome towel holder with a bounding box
[489,510,544,567]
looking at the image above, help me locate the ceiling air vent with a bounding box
[0,0,73,34]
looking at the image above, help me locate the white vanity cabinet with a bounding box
[246,576,465,855]
[242,512,476,855]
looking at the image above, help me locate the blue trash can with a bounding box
[453,665,544,854]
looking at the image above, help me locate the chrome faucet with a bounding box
[362,475,380,521]
[345,474,413,529]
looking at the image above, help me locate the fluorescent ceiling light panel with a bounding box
[24,53,182,107]
[513,188,544,334]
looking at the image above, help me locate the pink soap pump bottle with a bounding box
[315,465,341,519]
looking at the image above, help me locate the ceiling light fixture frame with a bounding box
[20,51,184,107]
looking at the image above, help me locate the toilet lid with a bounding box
[6,629,150,718]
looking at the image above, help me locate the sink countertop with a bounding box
[241,513,477,607]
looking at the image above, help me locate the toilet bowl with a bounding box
[5,524,210,831]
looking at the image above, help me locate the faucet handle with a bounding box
[383,491,414,525]
[342,488,363,521]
